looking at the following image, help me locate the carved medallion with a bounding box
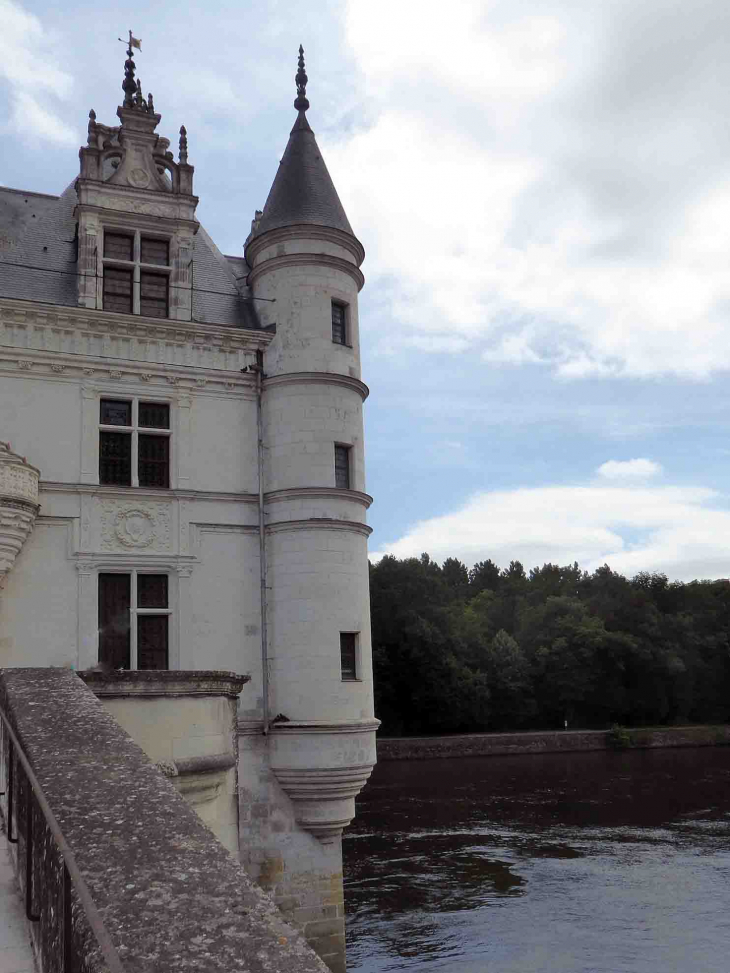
[114,508,155,548]
[99,500,171,552]
[128,167,151,189]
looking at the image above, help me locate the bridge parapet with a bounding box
[0,667,328,973]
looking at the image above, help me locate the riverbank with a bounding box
[376,724,730,761]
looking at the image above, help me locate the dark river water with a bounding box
[342,746,730,973]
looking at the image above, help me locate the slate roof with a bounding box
[0,183,260,330]
[255,111,355,238]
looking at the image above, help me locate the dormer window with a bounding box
[102,230,170,318]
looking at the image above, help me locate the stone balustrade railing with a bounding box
[0,667,328,973]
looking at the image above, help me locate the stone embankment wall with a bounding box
[377,725,730,761]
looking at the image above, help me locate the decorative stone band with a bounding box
[264,371,369,401]
[247,252,365,292]
[79,669,250,698]
[268,718,380,842]
[265,486,373,508]
[266,518,372,537]
[245,223,366,267]
[0,442,41,584]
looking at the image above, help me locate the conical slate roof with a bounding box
[255,48,354,238]
[256,111,354,237]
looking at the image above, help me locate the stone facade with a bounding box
[0,47,376,973]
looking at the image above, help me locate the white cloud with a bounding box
[0,0,75,145]
[596,458,663,480]
[325,0,730,379]
[371,480,730,582]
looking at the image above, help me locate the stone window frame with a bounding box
[99,396,172,489]
[100,226,172,318]
[76,557,184,672]
[98,568,173,670]
[81,386,183,489]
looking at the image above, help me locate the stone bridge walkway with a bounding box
[0,831,35,973]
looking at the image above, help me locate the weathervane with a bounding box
[117,30,154,112]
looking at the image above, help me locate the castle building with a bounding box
[0,42,377,973]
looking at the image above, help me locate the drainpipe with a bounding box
[253,352,270,735]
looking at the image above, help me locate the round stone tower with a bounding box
[241,49,377,973]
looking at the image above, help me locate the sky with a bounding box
[3,0,730,582]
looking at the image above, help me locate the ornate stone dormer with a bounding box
[75,35,198,321]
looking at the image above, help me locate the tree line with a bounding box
[370,555,730,736]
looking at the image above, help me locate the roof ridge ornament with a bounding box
[294,44,309,113]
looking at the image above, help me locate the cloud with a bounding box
[0,0,76,145]
[371,479,730,582]
[596,458,663,480]
[325,0,730,379]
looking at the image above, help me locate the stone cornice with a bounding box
[264,371,369,401]
[248,252,365,292]
[0,298,271,381]
[41,482,259,504]
[245,224,365,267]
[266,518,372,537]
[79,669,249,698]
[264,487,373,508]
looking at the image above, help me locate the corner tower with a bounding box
[242,49,377,973]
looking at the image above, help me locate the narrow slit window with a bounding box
[332,301,347,344]
[340,633,358,681]
[334,444,351,490]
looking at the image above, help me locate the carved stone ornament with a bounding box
[100,500,171,552]
[0,442,40,586]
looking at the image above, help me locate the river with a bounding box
[342,746,730,973]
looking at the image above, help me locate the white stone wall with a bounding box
[0,302,269,679]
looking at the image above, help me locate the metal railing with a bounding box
[0,709,125,973]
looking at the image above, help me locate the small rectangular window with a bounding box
[332,301,347,344]
[103,267,133,314]
[334,444,351,490]
[140,237,169,266]
[140,272,168,318]
[103,233,133,261]
[340,633,358,681]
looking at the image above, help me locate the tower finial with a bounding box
[118,30,143,109]
[179,125,188,164]
[294,44,309,113]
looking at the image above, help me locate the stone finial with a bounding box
[147,92,154,112]
[294,44,309,113]
[179,125,188,164]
